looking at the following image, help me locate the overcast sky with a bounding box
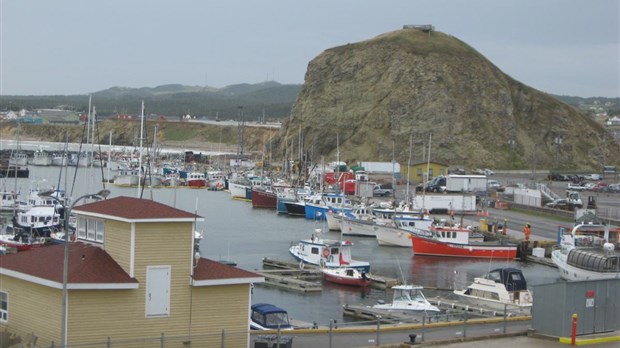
[1,0,618,97]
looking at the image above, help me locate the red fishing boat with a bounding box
[251,186,277,209]
[320,253,372,287]
[408,225,517,259]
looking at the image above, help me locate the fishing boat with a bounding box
[408,223,518,259]
[551,222,620,281]
[304,193,352,221]
[8,151,28,166]
[321,266,372,287]
[250,303,293,330]
[29,149,52,166]
[0,226,47,251]
[373,284,439,313]
[329,202,375,232]
[186,172,207,188]
[373,215,434,247]
[453,268,533,314]
[11,205,62,237]
[289,229,370,273]
[0,190,19,212]
[51,152,69,167]
[251,186,277,209]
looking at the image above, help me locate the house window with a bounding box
[0,291,7,323]
[77,217,105,242]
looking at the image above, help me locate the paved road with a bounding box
[387,172,619,242]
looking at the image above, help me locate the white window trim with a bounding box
[0,291,8,323]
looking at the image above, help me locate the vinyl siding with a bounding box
[0,276,62,346]
[103,219,132,273]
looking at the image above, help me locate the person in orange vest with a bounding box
[523,223,531,241]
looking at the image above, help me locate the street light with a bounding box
[39,189,111,348]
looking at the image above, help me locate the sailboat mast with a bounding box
[406,134,412,204]
[137,101,145,197]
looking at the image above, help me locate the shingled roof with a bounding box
[192,258,263,286]
[0,243,138,289]
[72,196,203,223]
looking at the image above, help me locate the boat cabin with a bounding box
[485,268,528,292]
[567,248,620,274]
[250,303,292,330]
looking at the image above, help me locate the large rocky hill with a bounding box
[275,29,619,170]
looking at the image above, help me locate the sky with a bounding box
[0,0,618,97]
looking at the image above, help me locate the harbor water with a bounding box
[1,165,562,326]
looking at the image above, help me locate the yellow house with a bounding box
[0,196,264,347]
[401,161,449,184]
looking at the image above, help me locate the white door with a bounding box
[146,266,171,317]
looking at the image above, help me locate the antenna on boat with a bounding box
[396,259,407,285]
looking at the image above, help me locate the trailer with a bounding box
[411,194,477,214]
[445,175,488,193]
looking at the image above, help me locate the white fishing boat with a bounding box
[331,202,376,233]
[0,190,19,212]
[51,152,69,167]
[453,268,533,314]
[373,284,439,313]
[29,149,52,166]
[289,229,370,273]
[551,222,620,281]
[373,215,434,247]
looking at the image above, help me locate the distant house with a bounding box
[401,160,449,183]
[0,196,263,347]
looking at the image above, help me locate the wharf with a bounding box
[260,258,401,291]
[256,269,323,293]
[343,295,525,324]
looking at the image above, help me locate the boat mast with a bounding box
[137,101,144,197]
[405,134,412,205]
[86,95,92,167]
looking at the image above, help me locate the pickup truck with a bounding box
[567,182,586,191]
[373,184,394,197]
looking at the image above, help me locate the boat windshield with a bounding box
[394,288,425,302]
[264,312,290,327]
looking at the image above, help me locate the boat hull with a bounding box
[340,217,378,237]
[374,224,412,247]
[410,234,517,259]
[284,201,305,216]
[251,188,277,209]
[321,268,372,287]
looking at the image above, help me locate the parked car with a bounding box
[584,174,602,181]
[567,182,586,191]
[483,168,494,176]
[373,184,394,197]
[487,180,504,192]
[591,182,608,192]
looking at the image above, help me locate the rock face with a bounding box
[277,29,618,170]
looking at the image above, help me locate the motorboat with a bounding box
[453,268,533,314]
[373,285,439,313]
[551,222,620,281]
[250,303,293,330]
[321,267,372,287]
[289,229,370,273]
